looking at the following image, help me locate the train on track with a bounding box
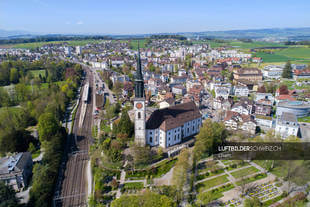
[82,82,89,103]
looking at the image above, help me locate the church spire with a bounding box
[135,41,145,98]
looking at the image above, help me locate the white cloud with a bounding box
[76,21,84,25]
[65,21,71,25]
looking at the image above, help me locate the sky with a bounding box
[1,0,310,35]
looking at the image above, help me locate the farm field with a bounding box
[193,40,287,49]
[256,47,310,63]
[1,39,103,49]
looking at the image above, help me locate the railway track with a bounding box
[55,69,94,207]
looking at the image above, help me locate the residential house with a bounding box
[275,112,299,138]
[215,87,230,99]
[234,85,249,97]
[255,115,273,130]
[172,85,186,96]
[0,152,33,191]
[233,68,263,82]
[254,104,272,116]
[159,98,175,109]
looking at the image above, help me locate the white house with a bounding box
[234,86,249,97]
[145,102,202,148]
[231,103,251,115]
[215,87,230,99]
[255,115,273,130]
[275,112,299,138]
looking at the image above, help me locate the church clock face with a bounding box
[136,103,143,109]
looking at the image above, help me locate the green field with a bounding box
[5,39,102,49]
[28,70,46,78]
[129,39,148,49]
[230,166,260,179]
[193,40,286,49]
[256,47,310,63]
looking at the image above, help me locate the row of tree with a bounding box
[0,35,112,45]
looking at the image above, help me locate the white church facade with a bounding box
[133,46,202,149]
[145,101,202,148]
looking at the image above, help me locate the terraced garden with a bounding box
[196,174,229,192]
[231,166,260,179]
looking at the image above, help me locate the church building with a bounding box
[134,46,202,149]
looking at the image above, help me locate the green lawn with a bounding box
[28,70,46,78]
[196,175,229,192]
[298,116,310,123]
[123,182,144,189]
[126,159,177,180]
[230,166,260,179]
[197,168,225,181]
[196,184,234,202]
[236,173,267,186]
[31,150,41,159]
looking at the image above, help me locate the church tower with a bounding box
[134,44,146,146]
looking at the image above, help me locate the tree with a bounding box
[244,197,261,207]
[0,87,11,107]
[9,68,19,84]
[38,112,59,143]
[115,109,134,137]
[196,191,213,206]
[0,182,19,207]
[131,144,153,167]
[172,149,191,201]
[282,61,293,79]
[193,119,226,161]
[111,190,176,207]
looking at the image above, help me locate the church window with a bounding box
[138,112,141,119]
[187,128,189,133]
[174,135,176,141]
[150,137,152,143]
[193,126,195,131]
[150,131,152,135]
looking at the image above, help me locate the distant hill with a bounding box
[1,27,310,41]
[0,29,35,38]
[179,27,310,40]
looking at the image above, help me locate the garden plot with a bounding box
[196,175,229,192]
[230,166,260,179]
[245,182,282,202]
[223,198,242,207]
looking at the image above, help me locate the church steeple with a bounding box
[135,42,145,98]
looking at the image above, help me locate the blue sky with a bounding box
[1,0,310,34]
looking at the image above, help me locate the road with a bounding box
[54,66,94,207]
